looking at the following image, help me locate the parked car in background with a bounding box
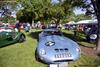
[35,28,81,64]
[0,24,26,47]
[85,25,97,43]
[8,24,16,28]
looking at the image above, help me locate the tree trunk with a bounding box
[56,19,60,27]
[96,0,100,55]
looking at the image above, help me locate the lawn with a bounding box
[62,30,95,47]
[0,29,100,67]
[0,31,47,67]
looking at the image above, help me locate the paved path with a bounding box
[80,45,99,58]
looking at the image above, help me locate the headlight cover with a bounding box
[45,41,55,46]
[40,49,46,55]
[76,47,81,53]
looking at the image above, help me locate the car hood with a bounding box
[39,35,79,48]
[37,35,80,64]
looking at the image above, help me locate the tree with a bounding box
[95,0,100,55]
[1,15,16,23]
[82,0,100,55]
[48,0,78,26]
[16,9,35,24]
[74,14,92,22]
[0,0,19,23]
[17,0,82,26]
[65,0,100,55]
[0,0,18,16]
[17,0,52,23]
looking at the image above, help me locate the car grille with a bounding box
[55,53,72,58]
[54,48,72,58]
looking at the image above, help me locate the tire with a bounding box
[89,39,96,43]
[35,50,39,61]
[19,34,26,43]
[89,34,97,43]
[35,49,45,63]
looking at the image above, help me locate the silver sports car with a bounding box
[35,28,81,64]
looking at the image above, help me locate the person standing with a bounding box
[25,22,31,32]
[15,21,21,32]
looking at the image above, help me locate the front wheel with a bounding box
[19,34,26,43]
[89,34,97,43]
[35,50,39,61]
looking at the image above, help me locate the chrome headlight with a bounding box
[45,41,55,46]
[76,48,81,53]
[40,49,46,55]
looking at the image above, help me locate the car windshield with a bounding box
[44,30,62,36]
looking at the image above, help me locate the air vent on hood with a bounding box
[64,48,68,51]
[55,48,68,52]
[55,49,59,52]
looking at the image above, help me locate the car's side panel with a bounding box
[0,31,24,47]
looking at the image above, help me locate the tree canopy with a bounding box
[0,0,19,23]
[0,0,93,23]
[16,0,90,24]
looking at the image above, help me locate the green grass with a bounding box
[0,29,100,67]
[62,30,95,47]
[69,54,100,67]
[0,32,47,67]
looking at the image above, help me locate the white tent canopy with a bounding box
[76,19,97,25]
[66,21,76,25]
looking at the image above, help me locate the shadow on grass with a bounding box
[62,31,96,48]
[28,31,76,42]
[28,31,86,42]
[62,32,86,42]
[0,41,18,48]
[28,31,41,41]
[28,30,95,48]
[62,32,76,41]
[0,40,26,48]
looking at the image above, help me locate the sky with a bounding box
[52,0,59,3]
[52,0,85,15]
[74,8,86,15]
[0,0,85,18]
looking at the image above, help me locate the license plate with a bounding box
[49,64,58,67]
[55,53,71,58]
